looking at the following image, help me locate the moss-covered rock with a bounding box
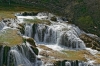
[0,26,39,66]
[26,38,36,47]
[23,37,38,55]
[0,28,23,47]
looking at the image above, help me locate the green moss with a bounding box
[24,18,51,25]
[0,28,23,46]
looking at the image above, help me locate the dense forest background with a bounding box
[0,0,100,36]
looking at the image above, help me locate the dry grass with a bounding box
[38,45,87,62]
[62,50,91,61]
[94,54,100,63]
[0,28,23,46]
[0,11,16,20]
[38,45,100,64]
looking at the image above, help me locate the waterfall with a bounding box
[58,30,85,49]
[57,60,94,66]
[0,12,99,66]
[34,24,58,43]
[0,21,5,30]
[8,49,32,66]
[0,43,42,66]
[65,61,71,66]
[24,24,33,37]
[24,22,86,49]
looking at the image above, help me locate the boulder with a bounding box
[26,38,37,47]
[80,34,100,51]
[50,16,57,21]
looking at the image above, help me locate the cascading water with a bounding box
[16,12,100,66]
[0,43,42,66]
[64,61,94,66]
[24,24,33,37]
[34,24,58,43]
[54,60,94,66]
[25,22,86,49]
[8,43,36,66]
[0,21,5,30]
[0,18,43,66]
[0,12,100,66]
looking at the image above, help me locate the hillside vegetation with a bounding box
[0,0,100,36]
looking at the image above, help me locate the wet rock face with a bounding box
[80,34,100,51]
[0,46,12,66]
[25,37,39,55]
[1,46,10,66]
[17,12,38,16]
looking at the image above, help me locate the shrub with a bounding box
[77,16,94,27]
